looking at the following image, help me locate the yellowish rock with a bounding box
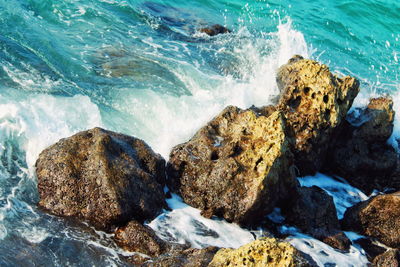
[209,238,315,267]
[277,55,360,175]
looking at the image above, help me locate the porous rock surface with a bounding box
[276,55,360,175]
[327,97,399,193]
[282,186,350,251]
[209,238,317,267]
[167,106,297,226]
[36,127,166,232]
[373,249,400,267]
[342,192,400,248]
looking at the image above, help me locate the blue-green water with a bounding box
[0,1,398,266]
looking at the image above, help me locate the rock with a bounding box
[326,97,398,193]
[141,247,219,267]
[114,221,169,258]
[354,238,386,261]
[276,55,360,175]
[342,192,400,248]
[373,249,400,267]
[167,106,297,226]
[36,127,166,232]
[199,24,231,36]
[282,186,350,251]
[208,238,317,266]
[361,97,395,142]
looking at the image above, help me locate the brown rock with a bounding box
[208,238,317,266]
[114,221,169,258]
[141,247,219,267]
[276,55,360,175]
[167,106,297,226]
[282,186,350,251]
[326,97,398,193]
[199,24,231,36]
[342,192,400,248]
[36,127,166,232]
[373,249,400,267]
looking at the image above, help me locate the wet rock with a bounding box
[209,238,317,266]
[283,186,350,251]
[141,246,219,267]
[354,238,386,261]
[276,55,360,175]
[342,192,400,248]
[167,106,297,226]
[36,127,166,232]
[114,221,169,258]
[326,97,398,193]
[373,249,400,267]
[199,24,231,36]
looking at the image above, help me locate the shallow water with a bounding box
[0,0,398,266]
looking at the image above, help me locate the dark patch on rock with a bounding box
[282,186,351,251]
[167,106,297,226]
[342,192,400,248]
[325,97,399,194]
[276,55,360,175]
[36,127,166,232]
[354,238,387,261]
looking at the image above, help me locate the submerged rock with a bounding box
[326,97,399,193]
[342,192,400,248]
[276,55,360,175]
[36,127,166,232]
[282,186,350,251]
[373,249,400,267]
[167,106,297,226]
[209,238,317,266]
[199,24,231,36]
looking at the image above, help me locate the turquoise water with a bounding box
[0,0,398,266]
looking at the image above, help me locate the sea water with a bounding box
[0,0,398,266]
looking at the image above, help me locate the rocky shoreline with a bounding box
[35,56,400,266]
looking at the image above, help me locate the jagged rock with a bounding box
[199,24,231,36]
[342,192,400,248]
[36,127,166,232]
[141,247,219,267]
[208,238,317,266]
[276,55,360,175]
[326,97,399,193]
[167,106,297,226]
[373,249,400,267]
[282,186,350,251]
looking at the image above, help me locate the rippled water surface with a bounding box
[0,0,398,266]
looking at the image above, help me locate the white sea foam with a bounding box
[148,194,255,249]
[285,231,369,267]
[106,19,311,159]
[0,93,102,171]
